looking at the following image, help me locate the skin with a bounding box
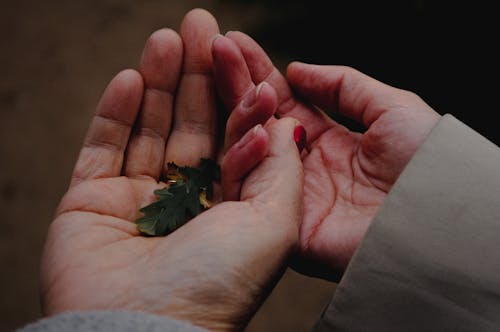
[212,31,441,280]
[40,9,303,332]
[41,7,441,330]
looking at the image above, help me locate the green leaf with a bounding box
[135,215,159,236]
[135,158,221,236]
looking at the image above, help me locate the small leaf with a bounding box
[136,215,159,236]
[135,158,221,236]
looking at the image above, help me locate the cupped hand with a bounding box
[213,32,440,280]
[40,9,303,332]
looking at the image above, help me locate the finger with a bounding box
[123,29,183,179]
[226,31,331,142]
[221,124,269,201]
[212,35,277,152]
[165,8,219,168]
[224,82,277,151]
[212,35,254,110]
[225,31,294,113]
[286,62,399,127]
[240,118,304,229]
[70,69,143,187]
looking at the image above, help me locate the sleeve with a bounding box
[313,114,500,332]
[16,310,209,332]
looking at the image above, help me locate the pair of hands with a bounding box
[40,9,440,332]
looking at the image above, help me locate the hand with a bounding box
[212,32,440,280]
[40,9,303,332]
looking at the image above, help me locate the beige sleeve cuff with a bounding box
[314,114,500,332]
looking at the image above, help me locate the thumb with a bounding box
[240,117,305,231]
[286,62,397,127]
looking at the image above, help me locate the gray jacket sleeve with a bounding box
[16,310,208,332]
[313,114,500,332]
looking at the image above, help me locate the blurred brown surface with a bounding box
[0,1,336,331]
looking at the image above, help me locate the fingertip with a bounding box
[222,124,269,201]
[249,82,277,119]
[286,61,311,81]
[147,28,182,48]
[210,33,224,51]
[229,124,269,153]
[211,35,254,109]
[287,60,305,68]
[238,123,269,148]
[266,117,305,156]
[224,31,258,55]
[286,61,301,74]
[256,81,277,106]
[140,28,183,91]
[180,8,219,40]
[256,80,266,95]
[115,68,144,88]
[211,34,239,63]
[97,69,143,123]
[180,8,220,73]
[224,30,241,39]
[182,8,218,27]
[108,69,144,104]
[224,31,284,97]
[224,31,254,46]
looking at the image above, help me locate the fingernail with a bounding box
[294,125,307,153]
[237,124,262,148]
[242,82,266,108]
[211,33,224,47]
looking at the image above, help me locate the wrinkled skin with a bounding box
[212,32,440,279]
[40,9,303,332]
[40,8,441,332]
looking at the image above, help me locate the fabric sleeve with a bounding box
[313,114,500,332]
[16,310,208,332]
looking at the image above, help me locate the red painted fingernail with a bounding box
[294,125,307,153]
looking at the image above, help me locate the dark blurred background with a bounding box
[1,1,498,331]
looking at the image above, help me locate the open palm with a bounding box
[41,10,304,332]
[43,155,301,331]
[214,32,440,279]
